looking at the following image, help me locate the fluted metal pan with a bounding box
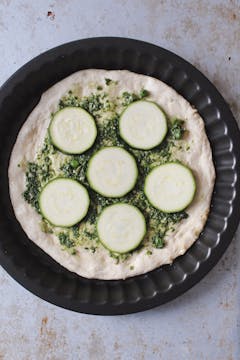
[0,38,239,315]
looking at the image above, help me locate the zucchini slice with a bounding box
[97,203,146,253]
[39,178,90,227]
[87,147,138,197]
[49,107,97,154]
[119,100,167,149]
[144,163,196,213]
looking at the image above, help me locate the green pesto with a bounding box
[170,119,185,140]
[152,234,165,249]
[23,137,56,212]
[58,232,74,248]
[121,88,149,106]
[23,162,41,212]
[22,87,188,259]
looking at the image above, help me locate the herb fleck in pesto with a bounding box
[170,119,185,140]
[97,85,103,91]
[70,159,79,168]
[139,88,149,98]
[121,91,139,106]
[121,88,149,106]
[152,234,165,249]
[60,153,90,186]
[59,93,81,109]
[58,232,75,248]
[98,116,122,147]
[80,93,103,114]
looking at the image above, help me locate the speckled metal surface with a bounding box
[0,0,239,359]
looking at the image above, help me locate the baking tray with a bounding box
[0,37,239,315]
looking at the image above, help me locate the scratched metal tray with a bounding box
[0,38,239,315]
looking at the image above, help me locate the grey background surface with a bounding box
[0,1,239,359]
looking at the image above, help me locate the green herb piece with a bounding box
[70,159,79,168]
[170,119,185,140]
[152,234,165,249]
[97,85,103,90]
[130,265,134,270]
[121,89,149,106]
[58,232,75,248]
[105,78,118,86]
[139,88,149,98]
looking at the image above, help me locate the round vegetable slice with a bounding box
[87,147,138,197]
[97,203,146,253]
[119,100,167,149]
[144,163,196,213]
[39,178,90,227]
[49,107,97,154]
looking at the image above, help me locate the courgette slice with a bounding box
[97,203,146,253]
[87,147,138,197]
[49,107,97,154]
[119,100,167,150]
[144,162,196,213]
[39,178,90,227]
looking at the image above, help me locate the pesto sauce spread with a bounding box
[22,83,187,261]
